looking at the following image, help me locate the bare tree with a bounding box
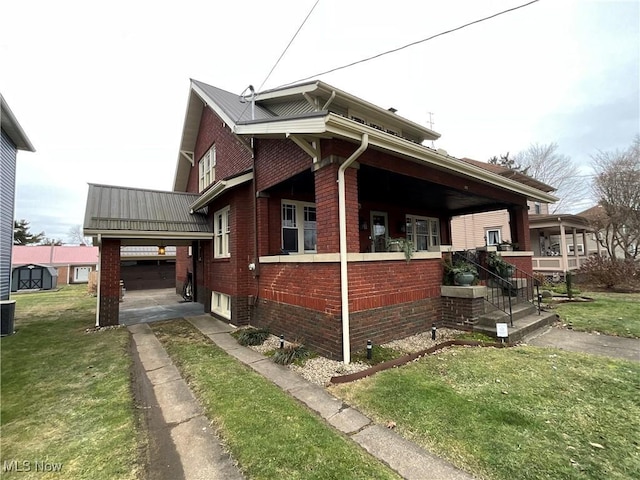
[590,136,640,260]
[515,143,588,213]
[68,225,91,245]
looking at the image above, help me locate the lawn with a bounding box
[1,286,141,479]
[330,346,640,480]
[151,320,400,480]
[552,291,640,338]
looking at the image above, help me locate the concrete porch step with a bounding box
[478,301,537,326]
[473,310,558,343]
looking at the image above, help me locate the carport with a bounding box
[83,184,213,327]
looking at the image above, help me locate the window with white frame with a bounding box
[485,228,501,246]
[211,291,231,319]
[406,215,440,250]
[282,201,317,253]
[534,202,541,214]
[214,206,230,258]
[198,145,216,191]
[568,244,584,254]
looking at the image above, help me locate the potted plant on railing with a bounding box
[386,238,415,261]
[443,257,478,286]
[498,240,513,251]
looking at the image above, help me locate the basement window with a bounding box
[212,291,231,319]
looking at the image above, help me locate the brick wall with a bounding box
[175,245,191,293]
[252,299,342,359]
[348,259,442,311]
[350,297,441,353]
[99,239,121,326]
[253,258,444,359]
[255,139,311,192]
[441,296,485,327]
[185,106,253,194]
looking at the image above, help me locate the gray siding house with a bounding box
[1,95,35,328]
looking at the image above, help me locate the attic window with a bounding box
[198,145,216,192]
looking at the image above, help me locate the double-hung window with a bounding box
[282,201,316,253]
[214,206,230,258]
[406,215,440,251]
[486,228,501,246]
[198,145,216,191]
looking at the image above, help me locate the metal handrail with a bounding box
[508,263,543,314]
[452,251,514,326]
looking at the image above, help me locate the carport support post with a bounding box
[98,239,121,326]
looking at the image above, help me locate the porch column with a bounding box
[559,222,569,273]
[571,228,579,267]
[582,230,589,258]
[508,205,530,251]
[256,193,270,257]
[98,238,121,326]
[314,159,359,253]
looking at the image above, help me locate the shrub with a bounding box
[272,343,310,365]
[232,327,270,346]
[578,256,640,290]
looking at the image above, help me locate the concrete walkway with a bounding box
[129,315,475,480]
[526,326,640,362]
[129,323,244,480]
[187,315,475,480]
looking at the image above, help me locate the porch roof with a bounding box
[83,184,213,246]
[529,213,593,231]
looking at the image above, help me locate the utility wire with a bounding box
[276,0,539,88]
[237,0,320,122]
[257,0,321,93]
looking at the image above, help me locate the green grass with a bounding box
[151,320,400,480]
[1,285,141,479]
[330,346,640,480]
[552,291,640,338]
[351,344,401,365]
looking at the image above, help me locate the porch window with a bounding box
[214,206,230,258]
[568,244,584,254]
[212,291,231,319]
[406,215,440,250]
[198,145,216,191]
[282,201,316,253]
[486,228,501,246]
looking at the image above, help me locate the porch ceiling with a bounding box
[358,165,511,215]
[268,166,515,215]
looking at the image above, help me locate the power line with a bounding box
[237,0,320,121]
[257,0,321,93]
[276,0,539,88]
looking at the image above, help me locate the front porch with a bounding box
[529,214,598,276]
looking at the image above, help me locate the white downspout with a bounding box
[339,134,368,364]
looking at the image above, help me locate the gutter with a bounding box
[339,133,368,365]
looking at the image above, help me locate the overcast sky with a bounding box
[2,0,638,242]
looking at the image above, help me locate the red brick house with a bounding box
[173,79,558,359]
[85,79,556,361]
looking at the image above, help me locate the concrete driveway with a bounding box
[119,288,204,325]
[527,326,640,362]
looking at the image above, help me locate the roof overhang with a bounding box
[189,171,254,212]
[1,95,35,151]
[529,214,592,230]
[236,114,557,204]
